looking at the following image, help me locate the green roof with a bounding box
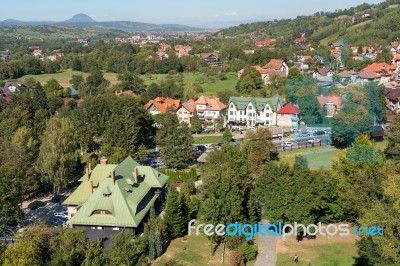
[63,164,118,206]
[228,94,284,112]
[64,157,169,228]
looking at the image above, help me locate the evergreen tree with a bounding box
[385,114,400,161]
[82,240,107,266]
[156,113,193,169]
[164,186,187,238]
[108,231,148,266]
[222,128,233,143]
[190,113,202,134]
[136,143,148,163]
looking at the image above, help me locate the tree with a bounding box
[214,114,225,132]
[190,112,201,134]
[242,128,275,176]
[108,231,148,266]
[222,128,233,143]
[297,95,323,124]
[156,113,193,169]
[183,81,203,101]
[3,240,41,266]
[81,69,110,97]
[164,186,187,238]
[36,116,77,194]
[376,47,393,64]
[69,75,85,90]
[287,66,302,80]
[117,72,146,94]
[235,67,264,94]
[82,240,107,266]
[49,228,88,266]
[199,145,252,258]
[385,114,400,161]
[103,96,155,155]
[136,143,148,163]
[43,79,63,93]
[146,215,168,261]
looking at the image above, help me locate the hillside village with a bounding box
[0,1,400,266]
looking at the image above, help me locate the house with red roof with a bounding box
[295,36,308,43]
[313,67,335,78]
[357,62,398,84]
[145,97,180,115]
[32,50,43,57]
[195,95,226,122]
[317,95,342,117]
[177,99,196,125]
[255,38,276,47]
[237,59,288,85]
[276,103,300,128]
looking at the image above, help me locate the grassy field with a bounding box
[22,70,119,88]
[21,70,237,95]
[193,135,223,144]
[276,232,359,266]
[153,234,254,266]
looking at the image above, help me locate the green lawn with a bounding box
[22,70,119,87]
[193,135,223,144]
[277,242,357,266]
[142,72,237,95]
[154,234,254,266]
[20,70,237,95]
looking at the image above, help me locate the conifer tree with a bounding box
[163,186,187,238]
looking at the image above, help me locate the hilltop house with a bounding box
[145,97,180,115]
[227,95,284,127]
[177,99,196,125]
[385,88,400,113]
[0,81,29,103]
[313,67,335,78]
[356,63,398,84]
[63,157,168,237]
[194,95,226,122]
[255,39,276,47]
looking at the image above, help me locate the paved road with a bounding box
[255,220,277,266]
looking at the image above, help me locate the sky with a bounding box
[0,0,383,27]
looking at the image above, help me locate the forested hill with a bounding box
[217,0,400,45]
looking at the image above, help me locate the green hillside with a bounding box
[218,0,400,45]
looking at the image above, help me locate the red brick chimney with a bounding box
[89,180,93,193]
[86,167,90,181]
[134,168,138,183]
[111,170,115,185]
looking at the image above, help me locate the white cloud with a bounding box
[224,11,239,17]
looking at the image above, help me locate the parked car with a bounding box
[28,201,46,210]
[196,145,207,152]
[313,130,325,136]
[54,212,68,219]
[298,132,311,138]
[150,158,162,167]
[308,138,321,144]
[282,141,295,147]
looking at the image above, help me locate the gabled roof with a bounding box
[315,67,333,76]
[317,95,342,109]
[195,95,226,111]
[229,94,284,112]
[199,52,219,59]
[277,103,300,115]
[385,88,400,101]
[363,63,397,74]
[145,97,180,113]
[358,70,380,79]
[338,70,357,78]
[65,157,168,228]
[262,59,285,70]
[181,99,196,113]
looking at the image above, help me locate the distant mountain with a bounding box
[0,13,204,33]
[64,13,96,24]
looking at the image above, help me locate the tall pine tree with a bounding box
[163,186,187,239]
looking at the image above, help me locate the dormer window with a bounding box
[248,105,252,110]
[230,104,234,109]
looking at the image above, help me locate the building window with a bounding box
[112,227,120,231]
[248,105,252,110]
[230,111,234,115]
[266,113,270,117]
[230,104,234,109]
[97,227,103,230]
[265,106,270,111]
[240,111,242,115]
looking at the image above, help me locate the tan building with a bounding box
[177,99,196,125]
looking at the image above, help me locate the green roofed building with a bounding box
[227,95,285,127]
[63,156,168,235]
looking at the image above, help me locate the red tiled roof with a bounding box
[2,97,11,103]
[262,59,284,70]
[393,54,400,61]
[195,95,226,111]
[317,95,342,109]
[363,63,397,74]
[338,70,357,78]
[255,39,276,46]
[358,70,380,79]
[145,97,180,113]
[277,103,300,115]
[315,67,333,76]
[295,37,308,43]
[181,99,196,113]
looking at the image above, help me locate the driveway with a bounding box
[255,220,277,266]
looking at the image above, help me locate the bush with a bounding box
[163,258,183,266]
[237,242,258,262]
